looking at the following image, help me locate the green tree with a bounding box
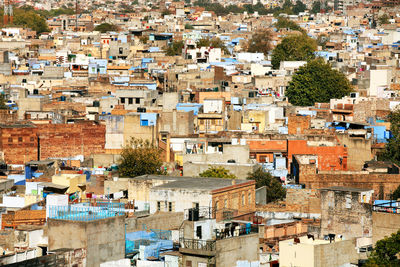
[196,37,230,55]
[247,167,286,203]
[317,33,329,49]
[365,230,400,266]
[0,94,8,110]
[391,184,400,200]
[378,14,390,25]
[380,110,400,165]
[275,17,304,33]
[271,34,316,69]
[166,40,184,56]
[94,23,119,33]
[199,166,237,179]
[311,1,321,14]
[185,24,194,29]
[118,138,164,177]
[11,9,50,34]
[247,29,272,56]
[286,58,353,106]
[292,0,306,14]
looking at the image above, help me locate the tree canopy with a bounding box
[292,0,306,14]
[247,29,272,56]
[196,37,230,54]
[271,34,317,69]
[311,1,321,14]
[275,17,305,33]
[285,58,353,106]
[94,23,119,33]
[166,40,184,56]
[247,167,286,203]
[378,14,390,25]
[199,166,237,179]
[365,230,400,266]
[379,110,400,165]
[118,138,164,177]
[391,184,400,200]
[2,8,50,34]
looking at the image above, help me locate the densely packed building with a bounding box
[0,0,399,266]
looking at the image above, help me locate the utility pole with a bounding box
[75,0,78,32]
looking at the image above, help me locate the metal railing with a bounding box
[373,200,400,214]
[48,205,125,221]
[179,238,216,252]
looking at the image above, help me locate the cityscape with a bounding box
[0,0,397,266]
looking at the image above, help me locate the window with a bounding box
[136,98,140,104]
[121,97,125,104]
[196,226,202,239]
[186,261,192,267]
[215,201,218,210]
[193,202,199,210]
[8,137,12,143]
[18,137,22,142]
[242,194,245,206]
[248,193,251,204]
[224,199,227,208]
[128,98,133,104]
[157,201,161,211]
[119,47,123,54]
[30,137,34,142]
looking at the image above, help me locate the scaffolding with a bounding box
[48,203,125,222]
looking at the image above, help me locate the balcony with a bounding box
[179,238,216,256]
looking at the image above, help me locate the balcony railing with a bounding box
[179,238,216,252]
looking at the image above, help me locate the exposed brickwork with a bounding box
[1,210,46,229]
[288,115,311,135]
[37,122,105,160]
[285,188,321,214]
[0,124,38,164]
[299,164,400,200]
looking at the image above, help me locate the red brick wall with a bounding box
[37,122,105,160]
[300,165,400,200]
[288,115,311,135]
[0,126,38,164]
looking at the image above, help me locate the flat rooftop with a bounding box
[319,186,373,192]
[135,175,251,191]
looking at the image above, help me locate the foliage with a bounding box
[365,230,400,266]
[166,40,184,56]
[274,17,304,33]
[317,33,329,49]
[11,8,50,34]
[94,23,119,33]
[139,35,149,44]
[271,34,316,69]
[247,167,286,203]
[185,24,194,29]
[118,138,164,177]
[247,29,272,56]
[311,1,321,14]
[378,14,390,25]
[380,110,400,165]
[285,58,353,106]
[292,0,306,14]
[199,166,237,179]
[0,94,8,110]
[196,37,230,55]
[161,9,172,16]
[392,184,400,200]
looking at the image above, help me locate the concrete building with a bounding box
[279,236,359,267]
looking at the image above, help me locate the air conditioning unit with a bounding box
[249,118,254,122]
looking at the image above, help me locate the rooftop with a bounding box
[319,186,373,193]
[136,175,251,191]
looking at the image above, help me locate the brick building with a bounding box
[37,121,106,160]
[0,123,38,164]
[288,115,311,135]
